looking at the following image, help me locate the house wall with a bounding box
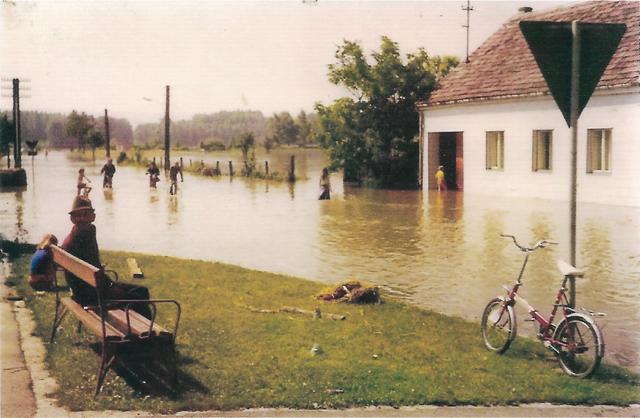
[421,89,640,206]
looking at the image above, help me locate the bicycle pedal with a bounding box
[524,318,535,322]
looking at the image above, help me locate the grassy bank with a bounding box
[6,251,639,413]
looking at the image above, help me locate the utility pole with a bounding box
[1,77,30,185]
[164,85,170,170]
[462,0,474,63]
[13,79,22,168]
[104,109,111,158]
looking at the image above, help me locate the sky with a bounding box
[1,0,574,127]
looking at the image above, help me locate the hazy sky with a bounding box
[1,0,573,126]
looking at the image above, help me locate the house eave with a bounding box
[417,83,640,111]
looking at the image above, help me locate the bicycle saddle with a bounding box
[557,260,585,277]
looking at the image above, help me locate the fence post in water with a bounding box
[265,161,269,176]
[288,155,295,182]
[229,161,234,176]
[180,157,183,168]
[216,161,220,175]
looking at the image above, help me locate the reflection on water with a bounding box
[1,151,638,372]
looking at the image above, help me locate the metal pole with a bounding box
[568,21,580,308]
[104,109,111,158]
[164,85,170,171]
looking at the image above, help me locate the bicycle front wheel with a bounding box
[481,297,516,353]
[553,315,604,378]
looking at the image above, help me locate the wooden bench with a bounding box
[49,245,181,394]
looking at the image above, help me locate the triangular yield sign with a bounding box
[520,21,626,127]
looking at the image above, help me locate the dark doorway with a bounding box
[439,132,457,190]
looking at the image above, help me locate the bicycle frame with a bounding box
[503,274,574,341]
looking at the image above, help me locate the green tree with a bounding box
[316,36,458,187]
[296,111,311,146]
[87,129,104,161]
[295,111,321,146]
[238,132,255,161]
[65,111,94,152]
[267,112,299,146]
[263,136,275,153]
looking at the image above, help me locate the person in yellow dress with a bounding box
[435,165,447,191]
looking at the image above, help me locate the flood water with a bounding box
[2,150,639,372]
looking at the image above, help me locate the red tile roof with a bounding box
[424,1,639,107]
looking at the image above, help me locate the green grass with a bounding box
[6,252,639,413]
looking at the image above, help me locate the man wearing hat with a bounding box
[62,196,152,318]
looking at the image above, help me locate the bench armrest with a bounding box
[101,299,181,341]
[103,269,119,283]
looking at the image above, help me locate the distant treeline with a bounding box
[0,109,320,152]
[134,110,321,150]
[0,110,133,149]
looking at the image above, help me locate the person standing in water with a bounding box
[100,158,116,189]
[147,161,161,188]
[319,167,331,200]
[435,165,447,192]
[77,168,92,196]
[169,161,183,195]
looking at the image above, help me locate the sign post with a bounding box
[520,20,625,307]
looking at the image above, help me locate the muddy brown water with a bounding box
[1,150,638,372]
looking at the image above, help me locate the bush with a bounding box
[116,151,127,164]
[201,141,226,151]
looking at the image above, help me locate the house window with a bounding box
[587,129,611,173]
[486,131,504,170]
[532,130,553,171]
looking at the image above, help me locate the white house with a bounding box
[417,1,639,206]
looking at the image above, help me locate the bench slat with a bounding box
[107,309,171,338]
[61,298,125,339]
[52,246,99,287]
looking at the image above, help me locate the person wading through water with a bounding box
[100,158,116,189]
[169,161,183,195]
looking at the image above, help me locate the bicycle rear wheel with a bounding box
[481,298,516,353]
[553,315,604,378]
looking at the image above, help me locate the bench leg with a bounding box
[50,304,68,343]
[95,344,116,395]
[153,340,178,388]
[168,344,178,387]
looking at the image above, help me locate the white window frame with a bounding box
[532,130,553,172]
[587,128,612,173]
[486,131,504,170]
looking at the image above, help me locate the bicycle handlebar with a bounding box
[500,234,558,252]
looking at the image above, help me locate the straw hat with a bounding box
[69,196,94,214]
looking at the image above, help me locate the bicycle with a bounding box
[480,234,605,378]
